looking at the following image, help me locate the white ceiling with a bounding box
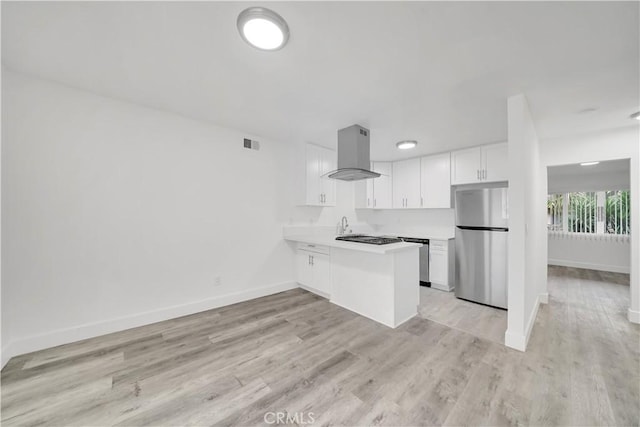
[2,1,639,160]
[548,159,631,193]
[548,159,630,178]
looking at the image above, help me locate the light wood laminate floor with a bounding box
[418,286,507,344]
[2,266,638,426]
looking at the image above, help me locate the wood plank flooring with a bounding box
[418,286,508,344]
[2,266,639,426]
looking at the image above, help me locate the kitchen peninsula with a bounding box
[284,233,421,328]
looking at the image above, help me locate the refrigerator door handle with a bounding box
[457,225,509,232]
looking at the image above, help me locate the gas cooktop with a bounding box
[335,234,403,245]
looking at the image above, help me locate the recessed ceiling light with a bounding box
[237,7,289,51]
[630,111,640,120]
[577,107,598,114]
[580,161,600,166]
[396,140,417,150]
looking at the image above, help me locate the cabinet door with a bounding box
[296,250,313,286]
[393,158,421,208]
[305,144,322,205]
[365,162,374,208]
[311,253,331,296]
[372,162,393,209]
[429,247,448,285]
[421,153,451,208]
[451,147,482,185]
[320,146,337,206]
[482,142,508,183]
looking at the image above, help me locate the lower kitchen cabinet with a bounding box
[429,239,455,292]
[296,244,331,297]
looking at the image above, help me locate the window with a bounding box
[568,192,596,233]
[606,190,631,234]
[547,190,630,235]
[547,194,563,231]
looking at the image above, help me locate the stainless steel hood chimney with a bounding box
[327,125,380,181]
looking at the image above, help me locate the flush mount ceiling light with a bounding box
[630,111,640,120]
[237,7,289,51]
[580,161,600,166]
[396,140,417,150]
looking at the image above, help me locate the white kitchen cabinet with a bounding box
[393,158,421,208]
[429,239,455,291]
[365,162,393,209]
[296,244,331,297]
[482,142,509,182]
[305,143,336,206]
[420,153,451,208]
[450,147,482,185]
[450,142,508,185]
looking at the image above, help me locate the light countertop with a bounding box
[382,231,454,241]
[285,234,422,255]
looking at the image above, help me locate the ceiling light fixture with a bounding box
[630,111,640,120]
[237,7,289,51]
[580,161,600,166]
[396,140,417,150]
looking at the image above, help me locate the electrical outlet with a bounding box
[214,276,222,286]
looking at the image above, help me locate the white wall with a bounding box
[540,126,640,323]
[548,234,630,273]
[362,208,455,239]
[1,70,322,366]
[548,170,630,193]
[0,63,5,366]
[505,94,547,351]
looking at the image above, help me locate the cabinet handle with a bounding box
[421,197,423,207]
[374,198,377,208]
[311,256,314,266]
[308,255,311,265]
[477,169,480,180]
[483,169,487,180]
[367,198,370,207]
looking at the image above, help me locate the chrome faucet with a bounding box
[339,216,350,235]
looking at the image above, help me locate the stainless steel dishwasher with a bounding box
[398,237,430,286]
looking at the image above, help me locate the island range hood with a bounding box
[327,124,381,181]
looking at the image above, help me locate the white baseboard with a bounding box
[504,330,526,351]
[1,281,297,369]
[628,308,640,324]
[329,299,395,329]
[430,283,454,292]
[1,342,16,369]
[394,313,417,328]
[548,259,630,274]
[504,294,542,352]
[297,283,330,299]
[539,293,549,304]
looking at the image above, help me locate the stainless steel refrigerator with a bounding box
[454,187,508,309]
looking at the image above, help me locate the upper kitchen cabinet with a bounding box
[420,153,451,208]
[367,162,393,209]
[355,162,393,209]
[305,143,336,206]
[482,142,509,182]
[393,158,421,208]
[450,142,508,185]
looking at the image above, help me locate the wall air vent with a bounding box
[243,138,260,150]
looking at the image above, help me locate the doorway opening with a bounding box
[546,159,631,321]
